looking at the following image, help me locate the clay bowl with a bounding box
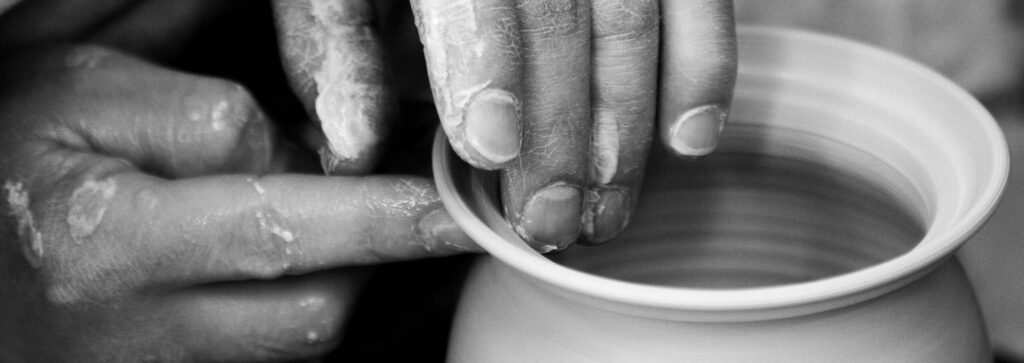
[434,26,1009,362]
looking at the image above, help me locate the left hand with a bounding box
[0,44,478,362]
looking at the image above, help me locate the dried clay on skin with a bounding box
[308,0,381,161]
[209,99,230,131]
[4,181,44,267]
[413,0,508,161]
[590,112,620,184]
[247,177,298,245]
[256,210,296,244]
[66,179,117,245]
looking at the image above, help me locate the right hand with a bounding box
[273,0,738,250]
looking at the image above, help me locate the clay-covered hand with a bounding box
[273,0,737,250]
[0,46,478,362]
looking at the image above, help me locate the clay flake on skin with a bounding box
[66,179,117,245]
[4,180,44,266]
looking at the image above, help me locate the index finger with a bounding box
[33,161,478,301]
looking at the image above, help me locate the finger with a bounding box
[658,0,736,157]
[169,270,364,362]
[501,0,592,250]
[411,0,523,170]
[31,166,478,300]
[0,0,141,48]
[10,46,292,178]
[88,0,233,62]
[272,0,393,175]
[582,0,659,244]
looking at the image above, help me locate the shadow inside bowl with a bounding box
[549,123,928,290]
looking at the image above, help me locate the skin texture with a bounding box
[0,0,737,360]
[581,0,660,244]
[276,0,736,248]
[412,0,735,247]
[658,1,737,159]
[272,0,393,175]
[0,44,479,363]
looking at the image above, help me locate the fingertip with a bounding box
[580,187,632,245]
[666,104,728,157]
[318,146,378,176]
[417,207,483,254]
[659,0,736,158]
[304,124,379,175]
[412,0,523,170]
[315,95,389,175]
[514,183,583,252]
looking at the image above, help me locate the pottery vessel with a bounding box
[434,27,1009,362]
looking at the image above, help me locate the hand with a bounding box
[0,46,478,362]
[273,0,738,250]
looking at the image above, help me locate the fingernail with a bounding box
[669,105,727,157]
[418,207,481,253]
[517,184,582,250]
[581,188,631,245]
[464,90,521,166]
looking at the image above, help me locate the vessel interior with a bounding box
[550,123,930,289]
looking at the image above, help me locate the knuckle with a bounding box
[189,79,274,159]
[2,180,99,306]
[208,80,264,134]
[39,250,136,309]
[427,1,519,50]
[593,56,658,104]
[592,0,659,40]
[308,0,374,26]
[517,0,588,37]
[5,173,139,307]
[682,52,737,91]
[37,249,126,307]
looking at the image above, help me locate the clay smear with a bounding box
[412,0,491,155]
[309,0,377,160]
[209,99,231,131]
[4,181,44,267]
[591,112,620,184]
[256,210,296,244]
[66,179,117,244]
